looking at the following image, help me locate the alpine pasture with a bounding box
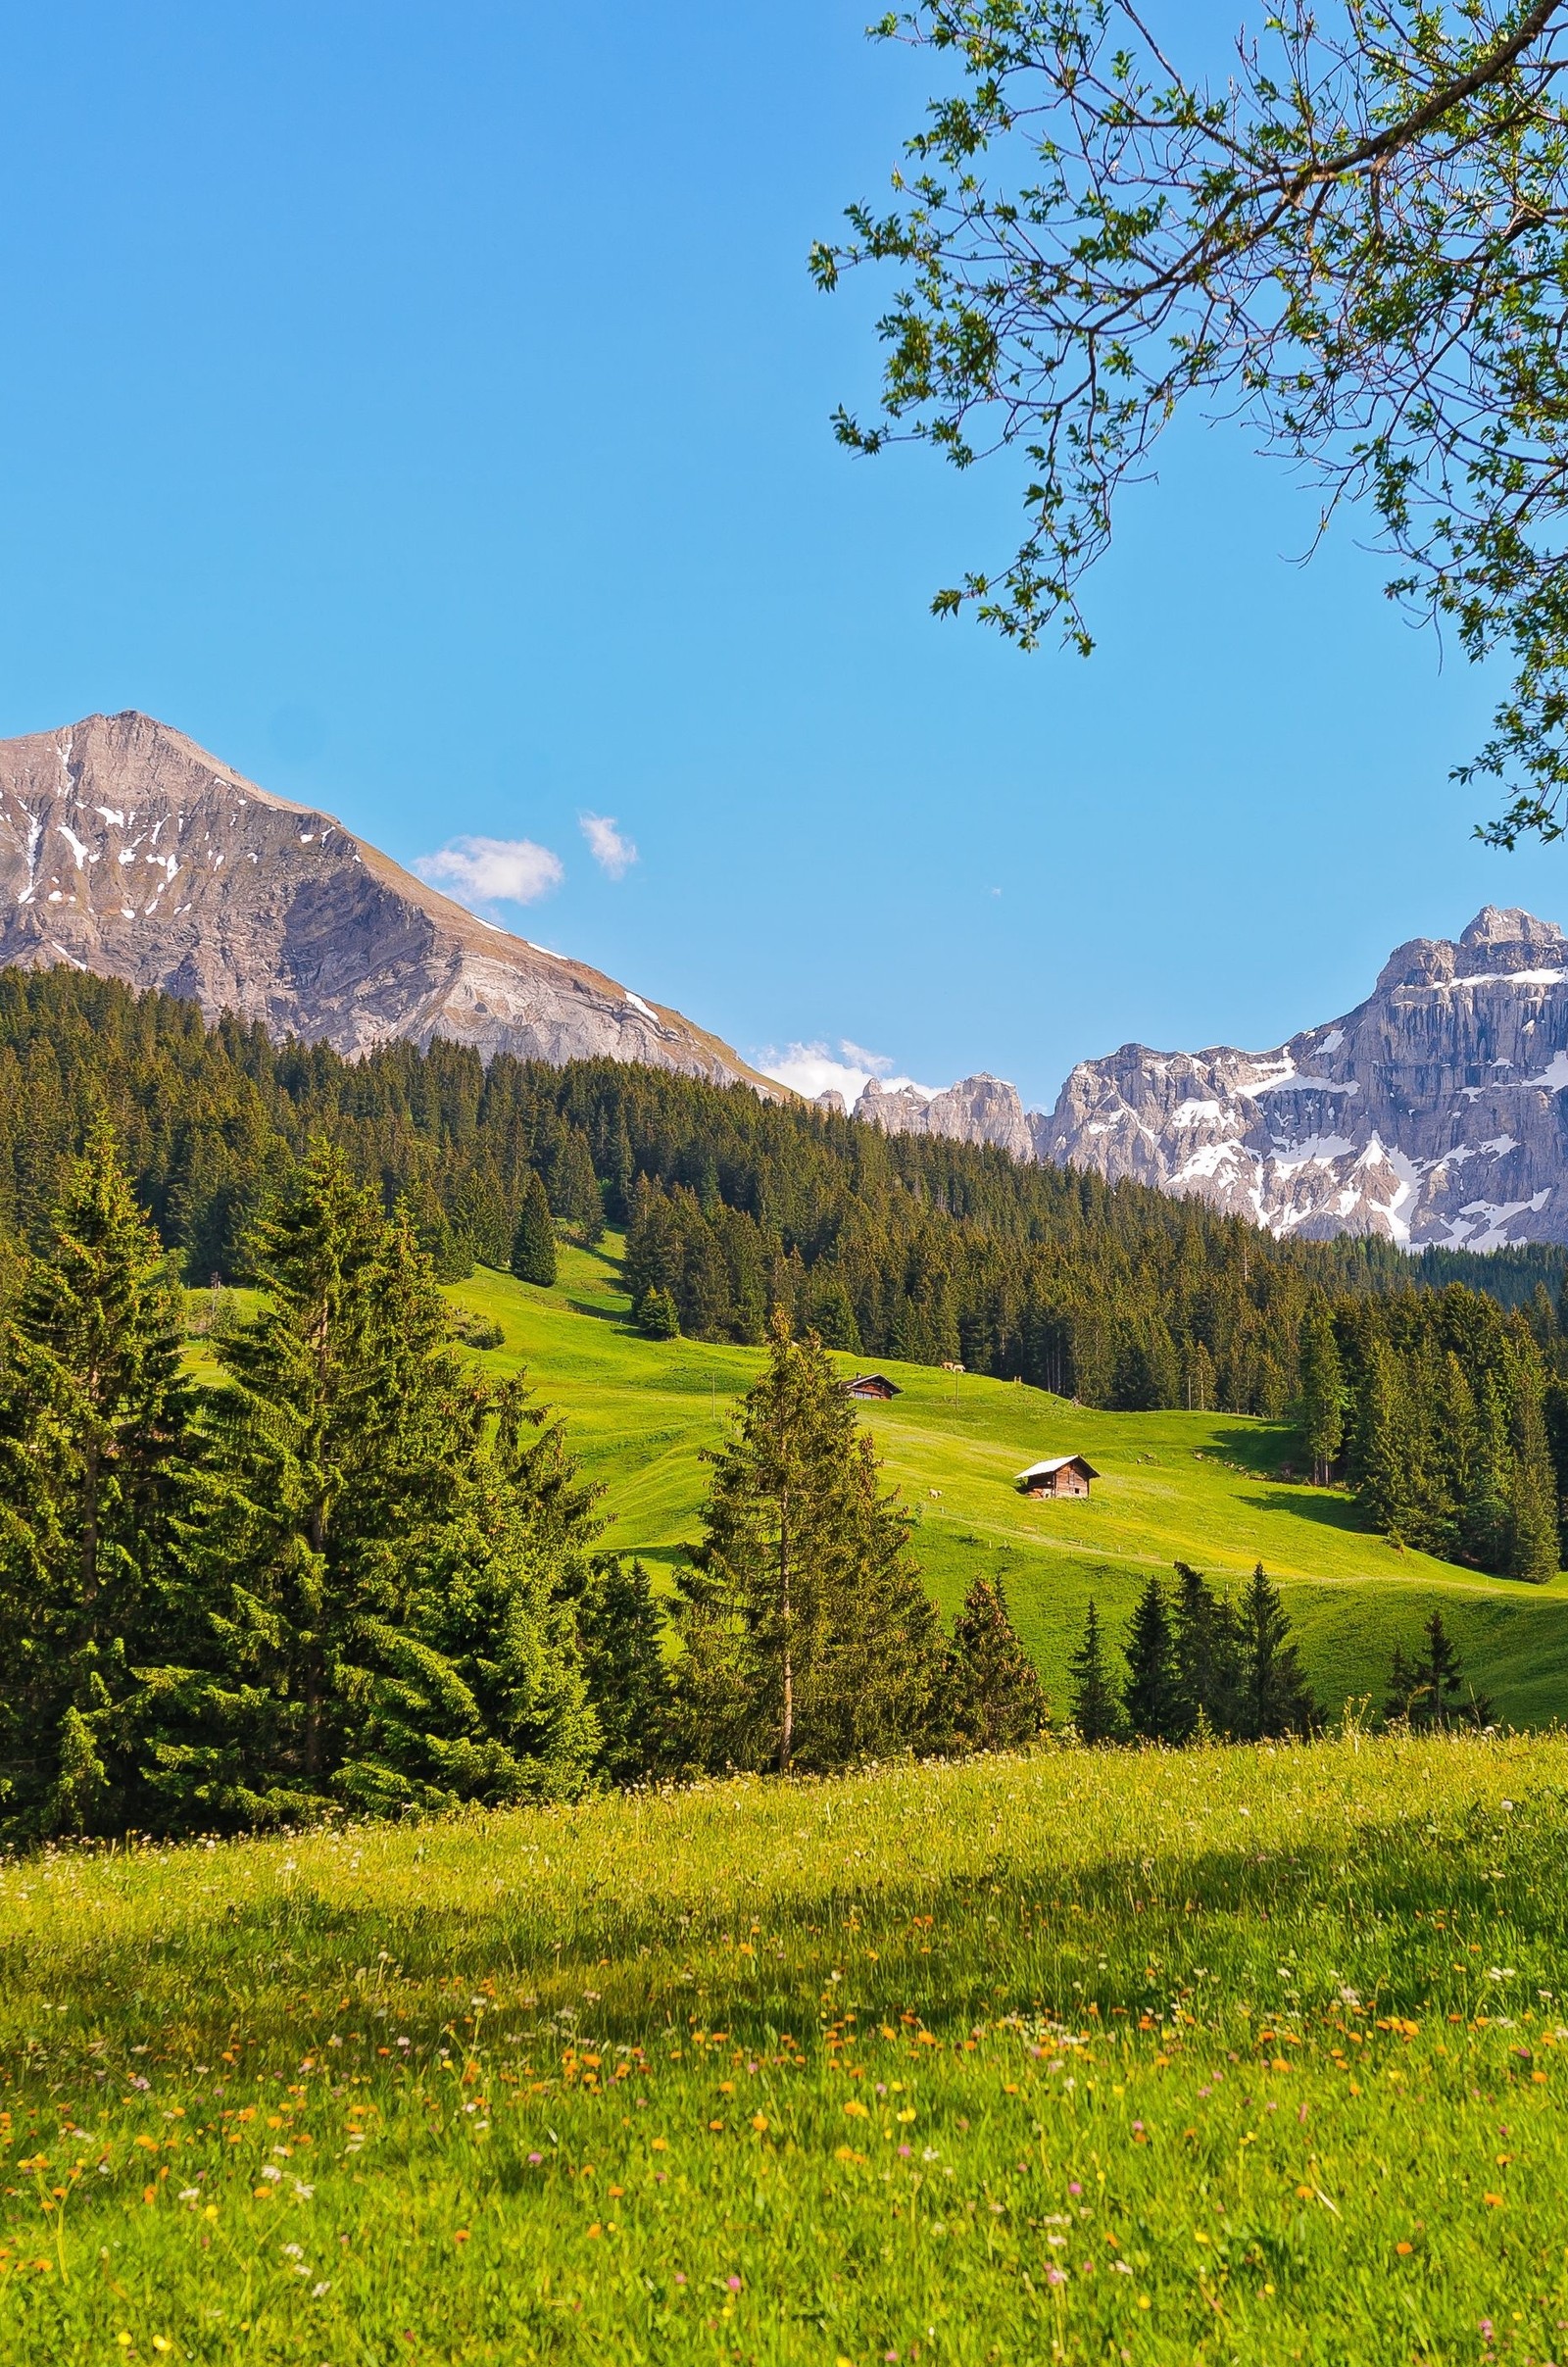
[1,1733,1563,2363]
[8,1236,1568,2364]
[442,1238,1568,1732]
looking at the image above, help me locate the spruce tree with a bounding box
[1354,1335,1417,1543]
[1298,1306,1344,1485]
[511,1171,558,1287]
[671,1313,941,1773]
[552,1128,605,1245]
[1122,1576,1180,1742]
[1432,1351,1479,1559]
[1507,1362,1559,1584]
[637,1285,681,1341]
[1463,1371,1513,1572]
[807,1274,861,1355]
[1184,1339,1214,1413]
[572,1554,671,1782]
[1068,1598,1123,1743]
[143,1147,596,1826]
[1411,1609,1494,1731]
[1170,1561,1241,1739]
[946,1575,1048,1752]
[1234,1563,1317,1740]
[0,1122,191,1838]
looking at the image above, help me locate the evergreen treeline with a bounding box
[1068,1565,1319,1746]
[0,1128,616,1837]
[0,963,1542,1425]
[1297,1287,1563,1580]
[0,1115,1512,1838]
[0,1134,1050,1839]
[2,964,1565,1579]
[1066,1576,1496,1743]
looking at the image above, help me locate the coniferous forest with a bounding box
[0,960,1562,1842]
[0,964,1563,1569]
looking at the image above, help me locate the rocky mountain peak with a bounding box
[850,1069,1036,1161]
[0,712,772,1089]
[1459,904,1563,951]
[1042,907,1568,1247]
[1376,906,1567,993]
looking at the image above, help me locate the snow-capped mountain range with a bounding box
[4,716,1567,1250]
[827,906,1568,1249]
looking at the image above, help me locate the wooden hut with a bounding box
[1016,1455,1099,1500]
[840,1373,902,1402]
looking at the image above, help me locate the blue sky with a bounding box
[2,1,1564,1112]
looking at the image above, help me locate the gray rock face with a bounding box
[0,712,772,1087]
[1038,907,1568,1247]
[853,1071,1035,1160]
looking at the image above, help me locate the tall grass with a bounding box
[1,1732,1565,2360]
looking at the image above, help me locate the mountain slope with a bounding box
[832,907,1568,1249]
[437,1236,1568,1727]
[1039,907,1568,1247]
[0,711,771,1086]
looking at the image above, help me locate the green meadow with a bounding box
[3,1731,1565,2363]
[441,1239,1568,1732]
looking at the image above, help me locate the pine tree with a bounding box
[807,1274,861,1355]
[511,1171,558,1287]
[143,1147,596,1826]
[1507,1360,1559,1584]
[1298,1306,1344,1485]
[671,1312,941,1773]
[1432,1351,1479,1558]
[1184,1339,1214,1413]
[572,1555,671,1782]
[1233,1564,1317,1740]
[1068,1598,1122,1743]
[1122,1576,1180,1743]
[552,1128,605,1245]
[946,1575,1048,1753]
[0,1122,191,1838]
[1354,1335,1417,1542]
[1169,1561,1241,1739]
[1463,1370,1513,1572]
[1411,1609,1494,1731]
[637,1285,681,1341]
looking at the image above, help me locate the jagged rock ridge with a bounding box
[816,908,1568,1249]
[0,712,771,1086]
[1040,907,1568,1248]
[850,1072,1036,1162]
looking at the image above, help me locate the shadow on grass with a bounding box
[1209,1424,1304,1479]
[564,1296,637,1327]
[1238,1486,1386,1538]
[10,1802,1561,2059]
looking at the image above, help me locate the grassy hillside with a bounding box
[444,1239,1568,1728]
[3,1732,1564,2362]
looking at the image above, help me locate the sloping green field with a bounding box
[6,1732,1565,2363]
[444,1240,1568,1730]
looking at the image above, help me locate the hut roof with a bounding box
[1016,1455,1100,1481]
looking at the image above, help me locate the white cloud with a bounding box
[758,1038,944,1105]
[580,813,638,878]
[415,835,564,909]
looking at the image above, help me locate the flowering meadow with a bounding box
[1,1731,1566,2364]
